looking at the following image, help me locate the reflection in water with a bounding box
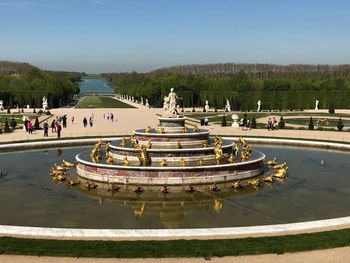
[0,145,349,229]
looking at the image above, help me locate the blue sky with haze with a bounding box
[0,0,349,73]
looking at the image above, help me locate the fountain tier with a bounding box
[76,115,265,186]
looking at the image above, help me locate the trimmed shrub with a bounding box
[7,108,10,114]
[45,111,52,115]
[329,102,335,114]
[337,117,344,131]
[221,114,227,127]
[278,116,285,129]
[33,108,36,113]
[243,112,248,126]
[308,117,314,130]
[4,118,10,132]
[10,118,17,130]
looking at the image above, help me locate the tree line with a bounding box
[0,61,82,109]
[103,63,350,111]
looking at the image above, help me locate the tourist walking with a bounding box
[62,115,67,128]
[110,113,114,122]
[83,117,87,127]
[27,120,33,134]
[51,119,56,133]
[267,118,273,131]
[24,118,29,132]
[56,122,62,138]
[43,121,49,137]
[89,116,94,127]
[71,116,74,124]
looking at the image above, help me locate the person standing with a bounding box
[24,118,29,132]
[43,121,49,137]
[56,122,62,138]
[89,116,93,127]
[27,120,33,134]
[62,115,67,128]
[83,117,88,127]
[111,113,114,122]
[51,119,56,133]
[71,116,74,124]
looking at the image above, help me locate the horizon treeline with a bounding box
[104,63,350,110]
[0,61,82,109]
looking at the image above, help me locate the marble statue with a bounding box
[315,99,319,110]
[257,100,261,112]
[42,96,48,111]
[141,97,144,105]
[225,99,231,112]
[204,100,210,112]
[145,99,150,108]
[0,100,3,111]
[162,88,180,117]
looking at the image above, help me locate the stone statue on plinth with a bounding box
[204,100,210,112]
[162,88,181,117]
[315,99,319,110]
[42,96,48,111]
[257,100,261,112]
[225,99,231,112]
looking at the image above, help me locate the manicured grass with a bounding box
[1,228,350,258]
[76,96,135,108]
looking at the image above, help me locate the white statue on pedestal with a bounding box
[42,96,48,111]
[141,97,144,105]
[225,99,231,112]
[257,100,261,112]
[0,100,3,111]
[204,100,210,112]
[162,88,180,117]
[145,99,150,108]
[231,114,239,128]
[315,99,319,110]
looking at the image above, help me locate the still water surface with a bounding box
[0,145,349,229]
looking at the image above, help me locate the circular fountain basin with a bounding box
[0,139,350,231]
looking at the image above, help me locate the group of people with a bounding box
[23,118,34,134]
[267,117,278,131]
[48,115,67,138]
[103,112,115,122]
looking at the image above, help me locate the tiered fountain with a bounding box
[75,88,266,190]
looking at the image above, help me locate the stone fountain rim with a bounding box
[0,137,350,240]
[133,129,210,137]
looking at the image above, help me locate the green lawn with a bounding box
[76,96,135,108]
[1,228,350,258]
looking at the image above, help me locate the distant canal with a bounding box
[79,78,115,95]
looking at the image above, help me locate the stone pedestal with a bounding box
[231,114,240,128]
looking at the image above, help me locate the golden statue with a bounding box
[263,175,274,183]
[248,178,261,187]
[138,145,151,166]
[123,156,130,166]
[106,154,114,164]
[228,153,235,163]
[52,174,67,181]
[160,185,169,194]
[232,180,242,189]
[202,141,209,148]
[209,182,220,192]
[213,144,224,165]
[133,185,144,193]
[183,126,189,133]
[105,142,110,153]
[197,158,204,166]
[146,141,152,149]
[160,158,167,167]
[62,160,75,168]
[158,127,165,134]
[239,136,246,145]
[193,125,200,132]
[130,135,136,146]
[120,136,127,147]
[179,157,187,166]
[185,184,195,192]
[145,126,151,133]
[267,157,277,167]
[272,162,287,169]
[177,141,183,149]
[214,135,222,147]
[233,144,239,156]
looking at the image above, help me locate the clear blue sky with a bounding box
[0,0,349,73]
